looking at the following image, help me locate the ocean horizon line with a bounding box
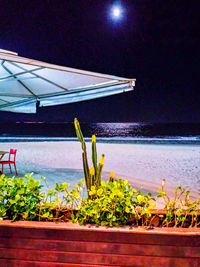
[0,135,199,145]
[13,121,148,125]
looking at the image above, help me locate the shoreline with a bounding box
[0,136,200,146]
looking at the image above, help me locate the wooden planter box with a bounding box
[0,220,200,266]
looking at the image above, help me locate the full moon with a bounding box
[112,6,122,19]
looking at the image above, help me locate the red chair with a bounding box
[0,149,18,175]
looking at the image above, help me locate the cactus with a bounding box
[92,135,97,177]
[96,154,104,187]
[74,118,105,197]
[90,166,95,186]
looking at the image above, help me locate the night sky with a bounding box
[0,0,199,123]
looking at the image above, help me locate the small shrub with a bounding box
[0,173,43,221]
[76,179,155,226]
[0,174,85,222]
[38,178,85,221]
[157,180,200,227]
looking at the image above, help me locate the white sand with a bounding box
[0,141,200,200]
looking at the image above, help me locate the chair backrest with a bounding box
[8,149,17,162]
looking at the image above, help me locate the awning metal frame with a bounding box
[0,67,43,81]
[1,60,38,98]
[9,61,70,92]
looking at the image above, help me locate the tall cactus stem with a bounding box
[96,154,105,186]
[92,136,97,176]
[82,152,90,193]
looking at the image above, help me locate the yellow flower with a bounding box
[74,120,79,130]
[90,166,95,176]
[92,135,96,143]
[110,171,115,179]
[99,155,105,165]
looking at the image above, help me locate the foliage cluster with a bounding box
[157,182,200,227]
[0,173,42,221]
[76,179,155,226]
[0,173,84,222]
[0,173,199,227]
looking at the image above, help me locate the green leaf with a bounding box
[157,189,165,195]
[125,207,130,213]
[97,188,103,196]
[47,189,55,196]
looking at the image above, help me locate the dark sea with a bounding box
[0,122,200,145]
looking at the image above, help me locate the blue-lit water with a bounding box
[0,122,199,145]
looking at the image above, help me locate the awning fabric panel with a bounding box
[0,50,135,113]
[34,68,115,90]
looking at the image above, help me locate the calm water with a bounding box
[0,122,199,145]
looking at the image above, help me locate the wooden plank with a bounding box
[0,248,200,266]
[0,237,200,258]
[0,259,110,267]
[1,226,200,246]
[1,221,200,235]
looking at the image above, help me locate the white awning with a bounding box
[0,49,135,113]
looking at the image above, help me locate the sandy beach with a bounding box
[0,141,199,203]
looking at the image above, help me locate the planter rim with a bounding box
[0,220,200,236]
